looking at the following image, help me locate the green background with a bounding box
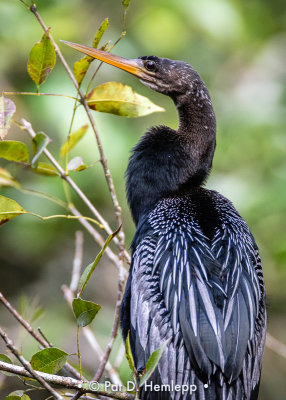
[0,0,286,398]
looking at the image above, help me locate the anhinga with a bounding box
[62,40,266,400]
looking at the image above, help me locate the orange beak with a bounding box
[61,40,144,77]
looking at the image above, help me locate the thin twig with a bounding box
[93,273,124,382]
[19,3,130,394]
[62,285,122,385]
[68,205,130,270]
[28,4,125,246]
[113,343,126,370]
[19,118,116,241]
[0,327,63,400]
[0,361,135,400]
[70,392,84,400]
[266,332,286,359]
[0,292,49,347]
[0,291,81,380]
[38,327,53,347]
[4,91,78,100]
[70,231,84,292]
[66,394,96,400]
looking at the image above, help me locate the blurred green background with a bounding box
[0,0,286,398]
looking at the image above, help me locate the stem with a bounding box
[68,204,129,268]
[38,327,53,347]
[0,291,81,380]
[0,361,135,400]
[4,91,78,101]
[62,285,122,385]
[0,210,103,229]
[77,326,82,380]
[266,332,286,359]
[28,4,124,241]
[19,186,68,209]
[70,231,84,292]
[20,118,115,238]
[93,271,124,382]
[0,327,63,400]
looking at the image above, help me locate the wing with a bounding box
[122,195,266,398]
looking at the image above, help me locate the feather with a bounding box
[121,190,266,400]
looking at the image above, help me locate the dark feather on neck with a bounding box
[126,77,216,225]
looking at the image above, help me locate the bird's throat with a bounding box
[126,88,216,225]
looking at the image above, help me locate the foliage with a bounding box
[27,30,56,89]
[30,348,68,374]
[0,0,286,398]
[87,82,165,117]
[0,96,16,140]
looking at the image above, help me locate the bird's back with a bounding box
[121,188,266,400]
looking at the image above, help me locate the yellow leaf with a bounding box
[60,125,89,158]
[0,195,26,226]
[87,82,165,118]
[0,168,19,187]
[0,140,29,163]
[27,31,56,87]
[0,95,16,139]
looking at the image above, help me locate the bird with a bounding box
[62,40,267,400]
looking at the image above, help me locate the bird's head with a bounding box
[61,41,204,100]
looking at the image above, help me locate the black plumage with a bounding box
[61,41,266,400]
[121,58,266,400]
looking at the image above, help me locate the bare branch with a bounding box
[113,343,126,370]
[0,292,49,348]
[70,231,84,292]
[38,327,53,347]
[68,204,130,268]
[266,332,286,359]
[28,3,125,251]
[0,360,135,400]
[93,273,124,382]
[19,118,114,236]
[0,291,81,380]
[65,394,98,400]
[0,327,63,400]
[62,285,122,385]
[70,392,83,400]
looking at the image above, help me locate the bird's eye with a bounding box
[145,60,157,72]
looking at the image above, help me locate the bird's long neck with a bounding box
[126,82,216,225]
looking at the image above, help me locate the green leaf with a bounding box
[67,156,87,172]
[92,18,109,49]
[31,132,50,167]
[0,354,14,376]
[0,168,19,188]
[72,297,101,327]
[0,354,13,364]
[122,0,131,9]
[32,162,58,176]
[73,56,92,86]
[73,18,109,85]
[87,82,165,117]
[30,347,68,374]
[125,333,135,373]
[0,140,29,163]
[0,95,16,140]
[78,227,121,295]
[5,391,30,400]
[27,30,56,88]
[0,195,26,226]
[139,340,169,387]
[60,124,88,158]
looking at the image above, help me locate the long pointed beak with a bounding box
[60,40,144,78]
